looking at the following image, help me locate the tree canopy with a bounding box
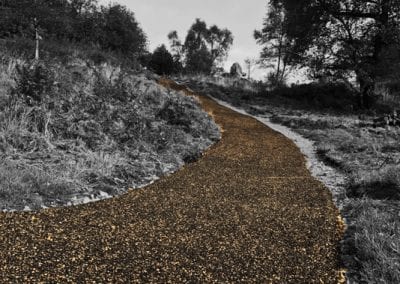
[0,0,147,58]
[254,2,290,85]
[168,19,233,74]
[256,0,400,107]
[148,44,175,75]
[98,4,147,56]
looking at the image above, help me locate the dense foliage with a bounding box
[256,0,400,108]
[0,0,147,59]
[168,19,233,74]
[148,44,175,75]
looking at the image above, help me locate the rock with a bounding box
[230,62,245,78]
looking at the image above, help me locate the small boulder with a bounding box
[230,62,245,78]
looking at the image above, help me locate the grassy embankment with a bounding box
[0,41,220,211]
[183,75,400,284]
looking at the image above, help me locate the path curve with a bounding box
[0,80,344,283]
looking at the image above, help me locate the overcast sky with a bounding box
[101,0,269,79]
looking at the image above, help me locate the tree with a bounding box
[254,1,291,85]
[206,25,234,65]
[98,4,147,57]
[69,0,97,17]
[168,18,233,74]
[0,0,72,39]
[167,30,184,73]
[149,44,174,75]
[185,45,214,74]
[183,19,213,73]
[261,0,400,108]
[168,30,184,63]
[0,1,148,60]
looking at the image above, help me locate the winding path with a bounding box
[0,80,344,283]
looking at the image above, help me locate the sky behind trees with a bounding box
[101,0,267,79]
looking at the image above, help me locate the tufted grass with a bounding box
[0,59,220,211]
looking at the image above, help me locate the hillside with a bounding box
[0,55,220,211]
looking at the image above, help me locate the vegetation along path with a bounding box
[0,80,344,283]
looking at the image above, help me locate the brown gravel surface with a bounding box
[0,80,344,283]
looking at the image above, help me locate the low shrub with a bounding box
[14,62,55,106]
[157,97,192,129]
[264,82,357,112]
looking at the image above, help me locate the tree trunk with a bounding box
[357,71,374,109]
[34,18,40,60]
[276,38,282,81]
[359,0,390,109]
[280,60,287,83]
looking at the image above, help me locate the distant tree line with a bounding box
[255,0,400,108]
[150,18,233,76]
[0,0,147,59]
[0,2,234,76]
[142,18,234,76]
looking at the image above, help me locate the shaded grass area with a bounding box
[0,58,220,211]
[343,199,400,283]
[180,75,358,113]
[183,76,400,284]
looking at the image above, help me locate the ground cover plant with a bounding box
[183,76,400,284]
[0,57,220,211]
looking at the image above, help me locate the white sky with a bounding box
[101,0,269,80]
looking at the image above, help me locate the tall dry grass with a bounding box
[0,57,220,211]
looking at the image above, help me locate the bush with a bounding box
[0,38,35,58]
[13,62,55,106]
[157,97,192,129]
[1,2,147,62]
[149,45,175,75]
[88,50,110,65]
[264,82,357,112]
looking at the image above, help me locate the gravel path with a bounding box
[0,81,344,283]
[211,97,348,210]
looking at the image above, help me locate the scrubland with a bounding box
[0,54,220,211]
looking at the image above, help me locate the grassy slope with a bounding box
[0,56,220,211]
[184,77,400,284]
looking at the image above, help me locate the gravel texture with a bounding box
[212,97,348,210]
[0,80,344,283]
